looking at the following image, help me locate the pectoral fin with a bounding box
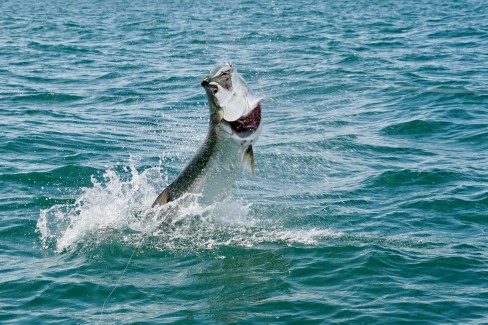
[244,145,256,180]
[152,187,170,207]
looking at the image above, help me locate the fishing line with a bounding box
[99,239,140,320]
[99,207,168,322]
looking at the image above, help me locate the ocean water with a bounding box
[1,0,488,323]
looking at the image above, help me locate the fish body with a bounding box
[152,63,262,207]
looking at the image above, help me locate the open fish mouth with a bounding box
[201,62,262,125]
[226,103,262,137]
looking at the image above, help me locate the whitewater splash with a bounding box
[37,165,337,254]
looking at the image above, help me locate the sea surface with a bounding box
[1,0,488,323]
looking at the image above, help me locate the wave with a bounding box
[381,119,451,136]
[371,169,463,187]
[1,165,99,187]
[11,92,84,103]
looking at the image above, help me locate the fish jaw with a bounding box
[201,62,262,126]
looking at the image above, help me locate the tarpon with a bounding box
[152,62,262,207]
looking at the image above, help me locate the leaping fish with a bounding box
[152,62,262,208]
[101,63,261,314]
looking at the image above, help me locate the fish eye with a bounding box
[210,85,218,94]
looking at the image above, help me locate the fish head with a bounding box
[201,62,262,136]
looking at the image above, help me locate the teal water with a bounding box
[2,0,488,323]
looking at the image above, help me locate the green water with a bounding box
[1,0,488,323]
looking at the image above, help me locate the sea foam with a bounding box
[37,164,336,254]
